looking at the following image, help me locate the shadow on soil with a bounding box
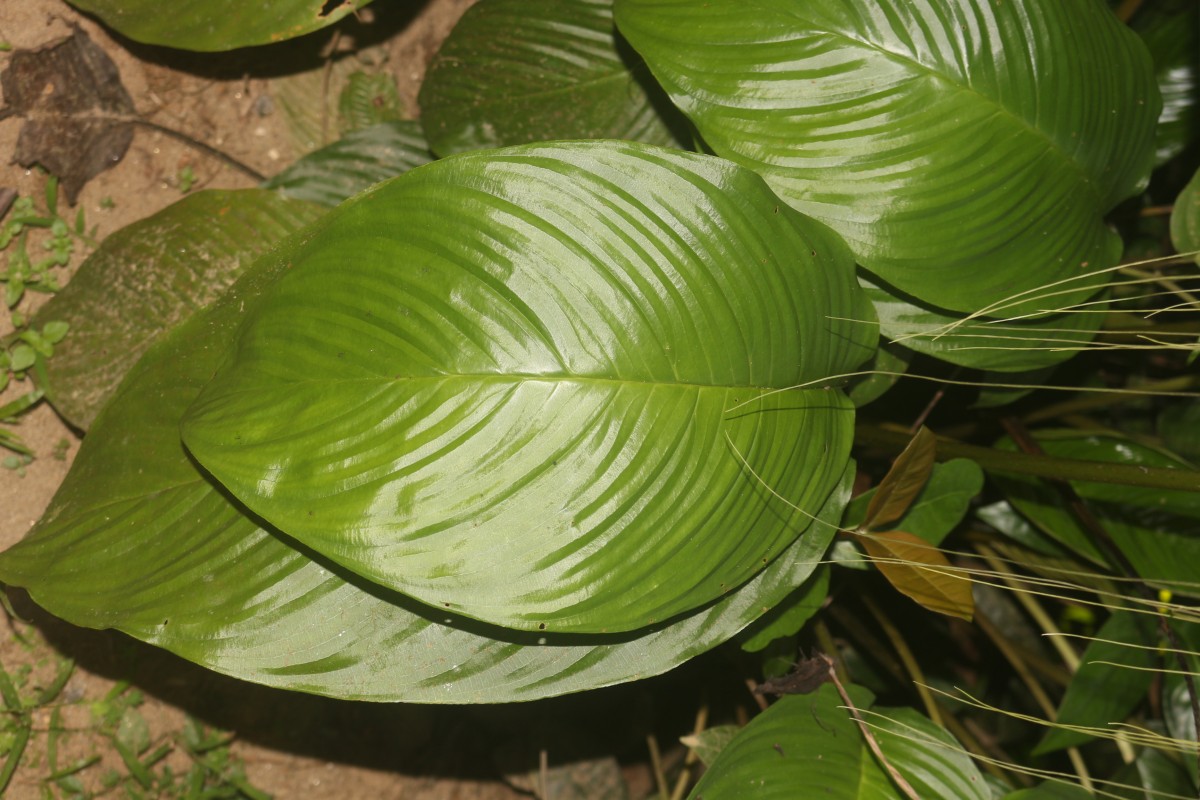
[6,587,743,787]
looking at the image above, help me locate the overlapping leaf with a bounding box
[34,190,323,430]
[63,0,373,51]
[0,237,849,699]
[1035,611,1158,754]
[182,141,877,634]
[688,684,988,799]
[419,0,688,157]
[262,121,434,208]
[615,0,1159,317]
[860,276,1108,373]
[1172,167,1200,262]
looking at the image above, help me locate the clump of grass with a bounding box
[0,176,95,470]
[0,616,269,799]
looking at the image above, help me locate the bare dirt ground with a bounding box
[0,2,704,796]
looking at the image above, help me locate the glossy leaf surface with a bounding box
[34,190,323,430]
[63,0,372,51]
[262,121,434,208]
[615,0,1158,315]
[0,230,850,702]
[688,684,987,799]
[420,0,687,157]
[183,141,877,634]
[992,431,1200,596]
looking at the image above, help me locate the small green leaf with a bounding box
[44,177,58,217]
[110,736,152,789]
[1172,167,1200,262]
[860,274,1107,373]
[40,321,68,345]
[8,344,35,372]
[116,707,151,756]
[680,725,741,768]
[846,459,984,546]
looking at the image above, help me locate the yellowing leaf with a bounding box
[864,427,936,532]
[854,530,974,621]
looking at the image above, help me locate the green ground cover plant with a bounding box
[2,0,1199,797]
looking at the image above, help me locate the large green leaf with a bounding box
[262,121,435,208]
[0,239,848,700]
[182,141,877,634]
[419,0,688,157]
[63,0,373,51]
[991,431,1200,596]
[614,0,1159,316]
[1035,611,1158,755]
[33,190,323,430]
[688,684,988,799]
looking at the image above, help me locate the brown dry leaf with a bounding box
[0,27,135,203]
[854,530,974,621]
[864,426,937,532]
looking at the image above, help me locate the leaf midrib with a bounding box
[213,370,837,396]
[736,1,1104,209]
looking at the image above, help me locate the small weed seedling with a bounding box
[0,177,94,467]
[0,618,270,799]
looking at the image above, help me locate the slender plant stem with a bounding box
[855,421,1200,492]
[862,594,943,727]
[821,654,923,800]
[1021,375,1199,424]
[132,120,266,183]
[976,611,1094,793]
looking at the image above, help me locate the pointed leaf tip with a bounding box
[864,427,937,532]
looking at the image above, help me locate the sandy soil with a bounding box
[0,2,692,797]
